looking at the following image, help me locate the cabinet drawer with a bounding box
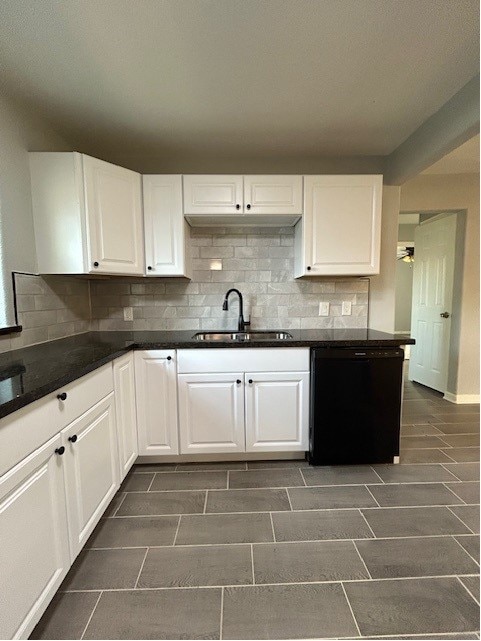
[177,348,309,374]
[0,364,113,477]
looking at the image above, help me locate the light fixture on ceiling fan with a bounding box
[397,246,415,263]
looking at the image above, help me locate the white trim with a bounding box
[443,391,480,404]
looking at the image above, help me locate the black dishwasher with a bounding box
[309,347,404,465]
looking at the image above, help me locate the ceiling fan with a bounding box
[397,246,415,263]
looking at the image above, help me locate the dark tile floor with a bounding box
[31,376,480,640]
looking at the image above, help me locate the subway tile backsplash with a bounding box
[90,227,369,332]
[0,227,369,351]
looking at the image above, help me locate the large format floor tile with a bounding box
[83,588,222,639]
[368,482,464,507]
[86,515,179,548]
[300,464,381,486]
[446,482,480,504]
[205,488,290,513]
[401,435,451,448]
[449,506,481,533]
[455,535,481,563]
[272,508,373,541]
[401,449,456,463]
[137,544,252,587]
[361,506,472,538]
[372,463,458,484]
[246,459,308,469]
[288,484,377,510]
[30,592,100,640]
[444,463,480,481]
[117,490,206,515]
[460,576,480,604]
[150,471,228,491]
[61,549,147,590]
[344,577,480,637]
[121,473,154,492]
[436,423,480,434]
[228,468,304,488]
[355,536,479,578]
[222,583,358,639]
[252,540,369,583]
[176,512,274,545]
[443,448,481,463]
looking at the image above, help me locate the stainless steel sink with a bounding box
[193,331,293,342]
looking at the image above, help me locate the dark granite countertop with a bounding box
[0,329,414,419]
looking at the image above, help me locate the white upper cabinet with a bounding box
[183,175,243,215]
[243,176,303,216]
[143,175,192,277]
[295,175,382,277]
[30,152,144,275]
[183,175,303,225]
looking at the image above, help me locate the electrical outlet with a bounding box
[123,306,134,321]
[319,301,329,316]
[341,301,352,316]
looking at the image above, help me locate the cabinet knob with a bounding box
[147,266,153,271]
[68,435,78,443]
[57,392,67,401]
[235,204,240,210]
[93,261,99,268]
[306,266,311,271]
[55,446,65,456]
[236,379,241,384]
[246,204,251,210]
[248,379,253,384]
[167,356,172,361]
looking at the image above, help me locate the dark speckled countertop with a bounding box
[0,329,413,419]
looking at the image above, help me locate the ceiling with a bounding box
[0,0,478,170]
[422,134,480,174]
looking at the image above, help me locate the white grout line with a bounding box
[456,575,481,605]
[369,467,385,484]
[227,470,230,490]
[133,548,149,589]
[250,544,255,585]
[172,515,181,546]
[59,571,481,594]
[299,468,307,486]
[341,581,362,637]
[351,540,372,579]
[111,492,127,517]
[146,474,156,492]
[451,535,480,567]
[358,509,377,539]
[285,488,294,511]
[80,590,102,640]
[269,512,276,542]
[446,506,477,535]
[203,491,208,514]
[219,587,224,640]
[364,485,381,507]
[442,483,468,504]
[441,449,459,463]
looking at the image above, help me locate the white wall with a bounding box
[400,173,480,398]
[0,96,69,326]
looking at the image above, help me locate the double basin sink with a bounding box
[194,331,293,342]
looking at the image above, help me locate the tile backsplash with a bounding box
[0,227,369,352]
[90,227,369,332]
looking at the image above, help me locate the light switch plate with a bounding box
[123,306,134,321]
[341,301,352,316]
[319,301,330,316]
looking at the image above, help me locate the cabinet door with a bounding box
[143,175,192,277]
[0,434,70,640]
[135,350,179,455]
[83,155,144,275]
[183,175,243,215]
[113,353,138,480]
[178,373,245,454]
[244,176,303,215]
[300,175,382,276]
[62,394,119,559]
[245,372,309,452]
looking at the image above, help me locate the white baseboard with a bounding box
[443,392,480,404]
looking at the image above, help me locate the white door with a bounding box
[244,176,303,215]
[245,372,309,452]
[83,155,144,275]
[409,215,456,392]
[113,353,138,480]
[298,175,382,276]
[0,434,70,640]
[178,373,245,454]
[183,175,243,215]
[62,394,119,559]
[143,175,192,277]
[135,350,179,455]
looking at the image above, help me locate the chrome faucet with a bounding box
[222,288,250,332]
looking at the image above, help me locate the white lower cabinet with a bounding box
[0,434,70,640]
[135,350,179,455]
[113,353,138,480]
[177,373,245,454]
[245,372,309,452]
[62,394,119,560]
